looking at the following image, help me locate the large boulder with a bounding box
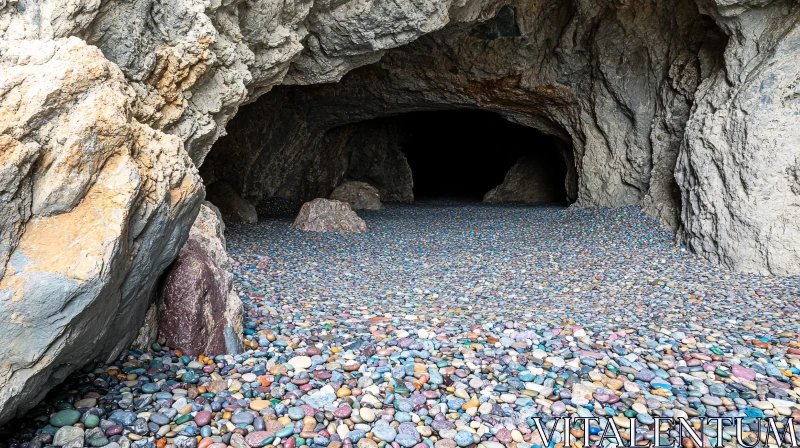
[159,203,244,356]
[483,157,565,204]
[293,199,367,233]
[205,181,258,225]
[330,181,384,210]
[0,38,203,424]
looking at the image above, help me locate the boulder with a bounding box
[159,202,244,356]
[293,199,367,233]
[330,181,384,210]
[483,157,565,204]
[205,181,258,224]
[0,38,203,424]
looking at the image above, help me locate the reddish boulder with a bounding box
[159,202,243,356]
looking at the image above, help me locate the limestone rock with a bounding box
[0,38,203,424]
[205,181,258,225]
[483,156,566,204]
[293,199,367,233]
[159,202,244,356]
[330,181,384,210]
[676,3,800,275]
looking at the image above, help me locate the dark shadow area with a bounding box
[391,109,568,201]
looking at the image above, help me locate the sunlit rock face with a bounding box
[0,0,797,424]
[0,38,203,423]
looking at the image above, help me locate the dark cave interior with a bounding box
[389,109,568,201]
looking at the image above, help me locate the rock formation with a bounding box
[159,203,244,356]
[205,181,258,224]
[293,199,368,233]
[0,38,202,423]
[330,181,384,210]
[0,0,798,425]
[484,156,567,204]
[341,122,415,203]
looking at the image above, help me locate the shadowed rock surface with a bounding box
[484,156,567,204]
[330,181,384,210]
[205,181,258,224]
[340,121,415,203]
[293,199,368,233]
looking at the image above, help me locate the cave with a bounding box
[370,110,569,202]
[3,0,800,440]
[209,106,573,206]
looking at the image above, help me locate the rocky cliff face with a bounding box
[0,38,202,423]
[0,0,798,424]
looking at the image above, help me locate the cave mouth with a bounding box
[349,109,571,203]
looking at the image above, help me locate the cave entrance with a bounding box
[350,109,570,203]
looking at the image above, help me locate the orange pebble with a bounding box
[198,439,213,448]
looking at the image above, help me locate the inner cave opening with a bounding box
[389,109,568,201]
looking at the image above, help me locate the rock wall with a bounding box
[207,0,726,225]
[676,2,800,276]
[206,0,798,276]
[342,121,414,203]
[0,38,202,423]
[0,0,798,426]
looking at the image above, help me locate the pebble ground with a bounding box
[4,201,800,448]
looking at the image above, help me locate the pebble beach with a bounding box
[4,202,800,448]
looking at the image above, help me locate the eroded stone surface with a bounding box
[293,199,367,233]
[484,156,566,204]
[206,181,258,225]
[0,38,202,424]
[330,181,384,210]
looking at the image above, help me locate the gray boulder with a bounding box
[330,181,384,210]
[293,199,367,233]
[0,38,202,425]
[53,426,84,448]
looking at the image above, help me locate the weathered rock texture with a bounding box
[130,303,160,351]
[159,203,244,356]
[293,199,367,233]
[675,3,800,276]
[206,0,798,276]
[484,156,566,204]
[330,181,384,210]
[0,0,798,425]
[205,181,258,224]
[0,38,202,423]
[341,122,415,203]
